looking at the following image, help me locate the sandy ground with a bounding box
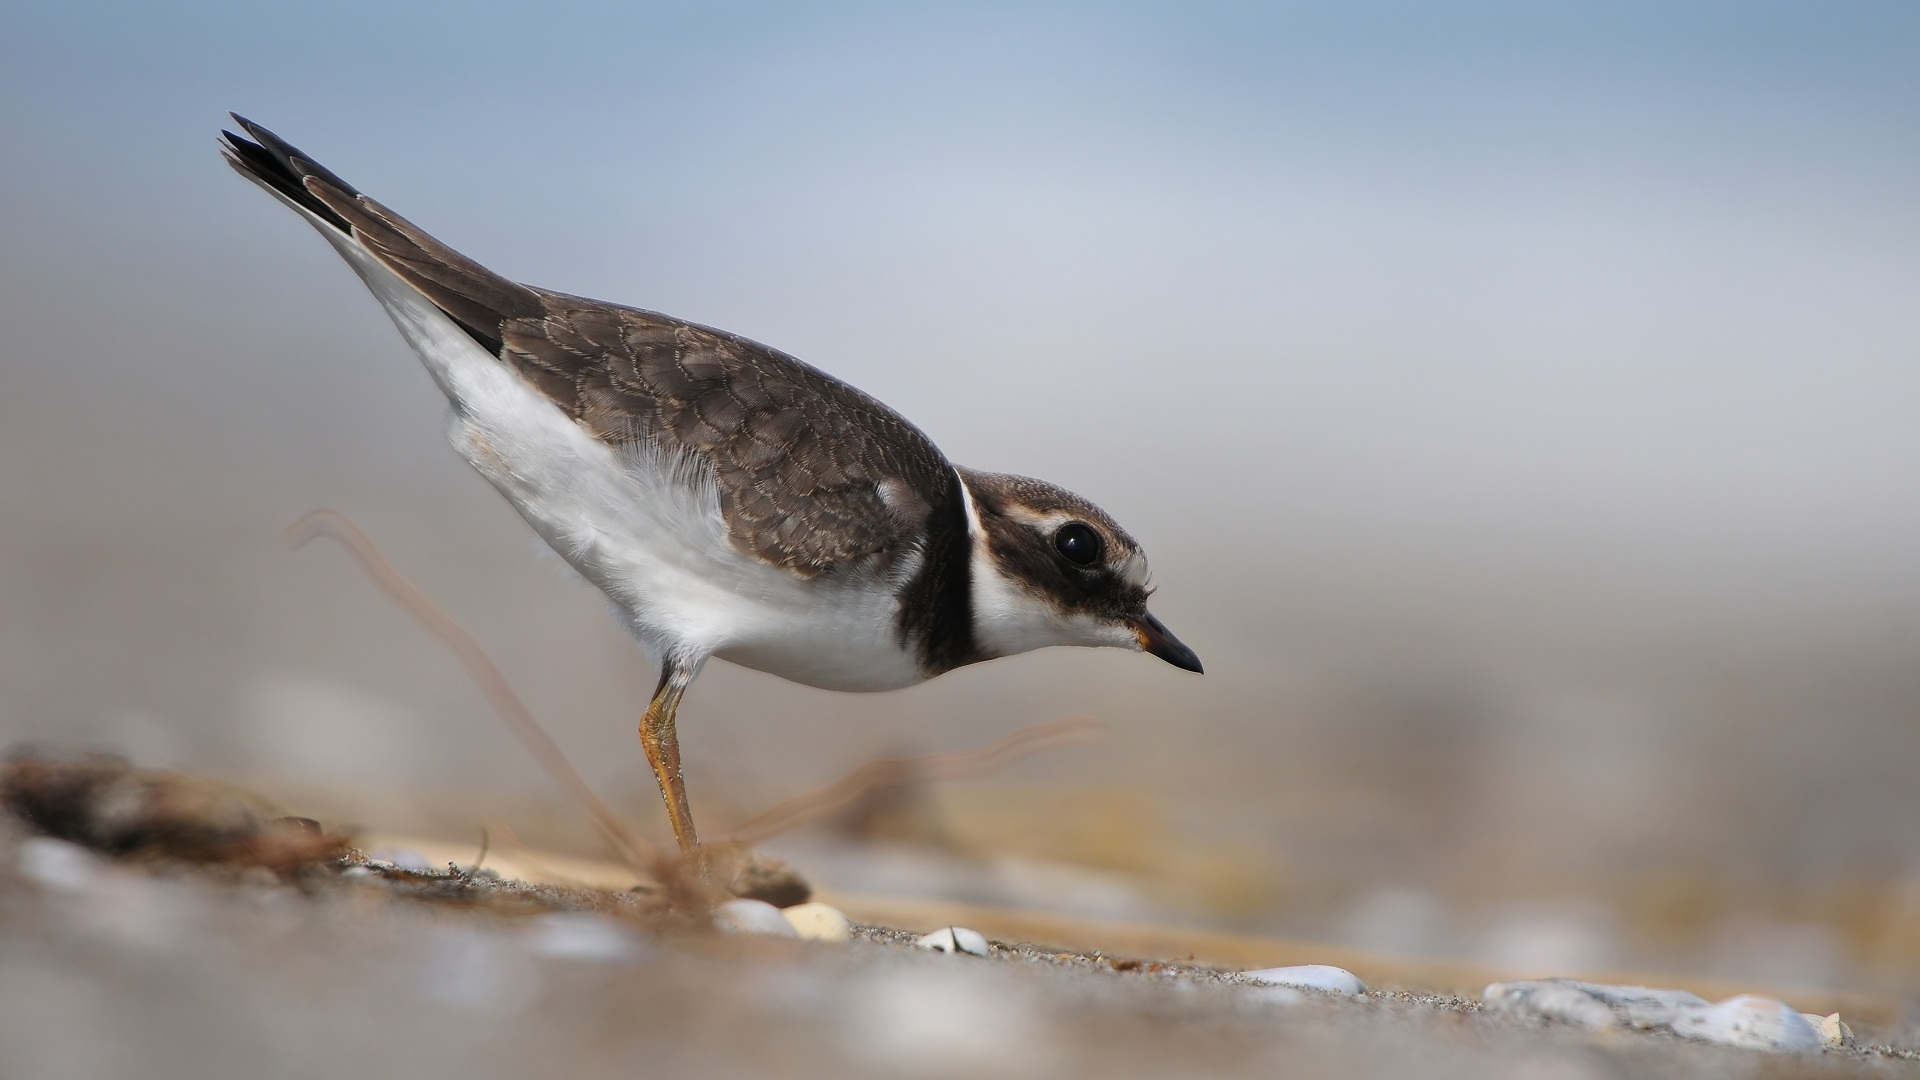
[2,806,1918,1080]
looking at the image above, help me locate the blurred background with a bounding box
[3,0,1918,994]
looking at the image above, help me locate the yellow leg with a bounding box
[639,664,699,853]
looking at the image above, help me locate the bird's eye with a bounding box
[1053,522,1103,567]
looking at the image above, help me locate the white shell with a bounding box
[1814,1012,1855,1049]
[713,898,799,938]
[1483,979,1709,1030]
[781,902,852,943]
[1244,965,1366,995]
[1669,995,1821,1051]
[1484,982,1619,1029]
[1487,981,1825,1052]
[915,926,991,956]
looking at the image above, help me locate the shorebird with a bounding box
[222,116,1201,854]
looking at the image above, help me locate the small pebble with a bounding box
[366,848,434,872]
[780,902,851,943]
[713,897,798,938]
[1244,964,1365,995]
[915,926,990,956]
[1669,995,1821,1051]
[17,837,103,892]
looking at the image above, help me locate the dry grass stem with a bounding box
[286,509,662,875]
[719,714,1105,844]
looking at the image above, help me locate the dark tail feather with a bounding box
[220,115,359,235]
[220,115,544,356]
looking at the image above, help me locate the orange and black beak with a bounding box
[1132,611,1203,673]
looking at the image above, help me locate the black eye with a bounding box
[1053,522,1103,567]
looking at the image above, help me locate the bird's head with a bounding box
[958,469,1201,673]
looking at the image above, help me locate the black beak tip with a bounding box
[1134,612,1203,675]
[1166,644,1204,675]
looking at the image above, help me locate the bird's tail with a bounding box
[219,114,541,354]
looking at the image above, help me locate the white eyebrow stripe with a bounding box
[995,504,1151,587]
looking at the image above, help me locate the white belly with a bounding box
[331,239,925,693]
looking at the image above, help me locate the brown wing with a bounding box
[222,117,958,578]
[496,292,955,575]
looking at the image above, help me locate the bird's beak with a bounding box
[1130,611,1203,674]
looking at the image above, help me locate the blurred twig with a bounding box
[286,509,662,874]
[718,714,1105,845]
[470,826,491,875]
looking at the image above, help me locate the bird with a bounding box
[220,116,1201,855]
